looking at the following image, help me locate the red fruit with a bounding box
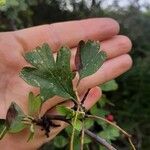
[106,114,114,122]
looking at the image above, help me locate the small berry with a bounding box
[106,114,114,122]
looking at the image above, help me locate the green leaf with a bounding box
[65,126,72,135]
[99,125,120,141]
[27,124,35,142]
[56,105,75,119]
[75,40,107,79]
[0,119,7,140]
[90,106,108,129]
[54,135,68,148]
[65,126,81,149]
[28,92,42,117]
[6,102,26,133]
[90,105,109,117]
[73,137,80,150]
[84,135,92,144]
[97,120,107,129]
[98,95,109,108]
[100,80,118,92]
[20,43,76,101]
[65,126,80,136]
[84,118,94,129]
[73,119,83,131]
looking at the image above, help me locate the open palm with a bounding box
[0,18,132,150]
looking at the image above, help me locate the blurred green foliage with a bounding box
[0,0,150,149]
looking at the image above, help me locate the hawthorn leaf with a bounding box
[84,118,94,129]
[20,43,76,101]
[28,92,42,117]
[54,135,68,148]
[99,125,120,141]
[6,102,26,133]
[100,80,118,92]
[84,135,92,144]
[98,95,110,108]
[90,105,109,117]
[72,119,83,131]
[56,105,75,119]
[65,126,80,137]
[75,40,107,79]
[0,119,7,140]
[90,105,108,129]
[65,126,73,135]
[57,105,85,120]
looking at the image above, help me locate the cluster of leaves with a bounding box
[0,40,105,141]
[42,80,120,150]
[0,92,42,141]
[0,40,135,150]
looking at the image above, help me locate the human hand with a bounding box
[0,18,132,149]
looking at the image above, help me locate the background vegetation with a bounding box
[0,0,150,149]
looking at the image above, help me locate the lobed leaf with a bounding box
[99,125,120,141]
[20,43,76,101]
[84,135,92,144]
[72,119,83,131]
[6,102,26,133]
[100,80,118,92]
[28,92,42,117]
[54,135,68,148]
[84,118,94,129]
[75,40,107,79]
[56,105,75,119]
[90,105,109,129]
[98,95,110,108]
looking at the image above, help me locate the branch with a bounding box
[43,114,71,124]
[80,123,85,150]
[70,89,81,150]
[85,129,117,150]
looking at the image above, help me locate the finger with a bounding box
[69,35,132,69]
[78,54,132,92]
[18,34,132,74]
[43,86,102,115]
[80,86,102,110]
[100,35,132,59]
[13,18,119,51]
